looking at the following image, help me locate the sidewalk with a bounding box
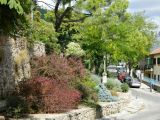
[140,83,160,95]
[98,94,144,120]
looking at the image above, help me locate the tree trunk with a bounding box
[55,19,62,32]
[128,61,132,76]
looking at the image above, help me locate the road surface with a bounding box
[102,84,160,120]
[101,84,160,120]
[127,88,160,120]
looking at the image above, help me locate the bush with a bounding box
[19,53,100,113]
[31,53,86,84]
[121,83,129,93]
[110,90,118,97]
[67,57,86,78]
[6,96,28,118]
[65,42,85,57]
[76,76,99,106]
[107,72,117,78]
[19,77,81,113]
[105,79,122,92]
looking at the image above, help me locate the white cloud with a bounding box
[129,0,160,9]
[128,0,160,17]
[128,0,160,30]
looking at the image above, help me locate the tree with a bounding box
[72,0,129,73]
[29,10,60,54]
[36,0,113,51]
[74,0,156,74]
[116,13,157,73]
[0,0,31,35]
[52,0,111,32]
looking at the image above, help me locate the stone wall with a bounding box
[0,36,31,98]
[30,41,46,57]
[27,107,96,120]
[99,92,131,117]
[5,92,131,120]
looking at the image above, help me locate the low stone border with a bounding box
[16,107,96,120]
[1,92,131,120]
[98,92,131,117]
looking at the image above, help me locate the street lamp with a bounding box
[150,68,153,92]
[102,54,107,83]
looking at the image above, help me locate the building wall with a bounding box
[153,54,160,81]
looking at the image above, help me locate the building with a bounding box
[150,48,160,82]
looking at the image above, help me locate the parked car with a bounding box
[117,66,126,74]
[107,65,117,73]
[124,74,132,82]
[117,71,127,82]
[125,76,141,88]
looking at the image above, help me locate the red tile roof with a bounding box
[150,48,160,55]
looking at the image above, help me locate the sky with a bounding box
[128,0,160,26]
[128,0,160,50]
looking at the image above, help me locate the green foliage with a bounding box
[76,76,99,107]
[44,10,55,22]
[44,0,113,50]
[58,21,81,51]
[6,96,28,118]
[66,42,85,57]
[74,0,156,73]
[0,0,31,35]
[107,72,118,78]
[121,83,129,92]
[0,0,24,14]
[105,79,122,92]
[29,11,60,54]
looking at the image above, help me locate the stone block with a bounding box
[0,116,5,120]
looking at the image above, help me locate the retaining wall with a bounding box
[4,92,131,120]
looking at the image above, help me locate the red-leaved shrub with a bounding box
[31,54,86,84]
[17,53,87,113]
[19,77,81,113]
[67,57,86,78]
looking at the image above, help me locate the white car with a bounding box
[125,76,141,88]
[107,65,117,73]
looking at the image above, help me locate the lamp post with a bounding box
[102,54,107,83]
[150,68,153,92]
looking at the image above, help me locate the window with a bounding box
[158,75,160,81]
[157,58,160,65]
[153,58,156,65]
[146,57,154,65]
[154,75,156,80]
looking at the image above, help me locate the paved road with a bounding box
[101,84,160,120]
[127,88,160,120]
